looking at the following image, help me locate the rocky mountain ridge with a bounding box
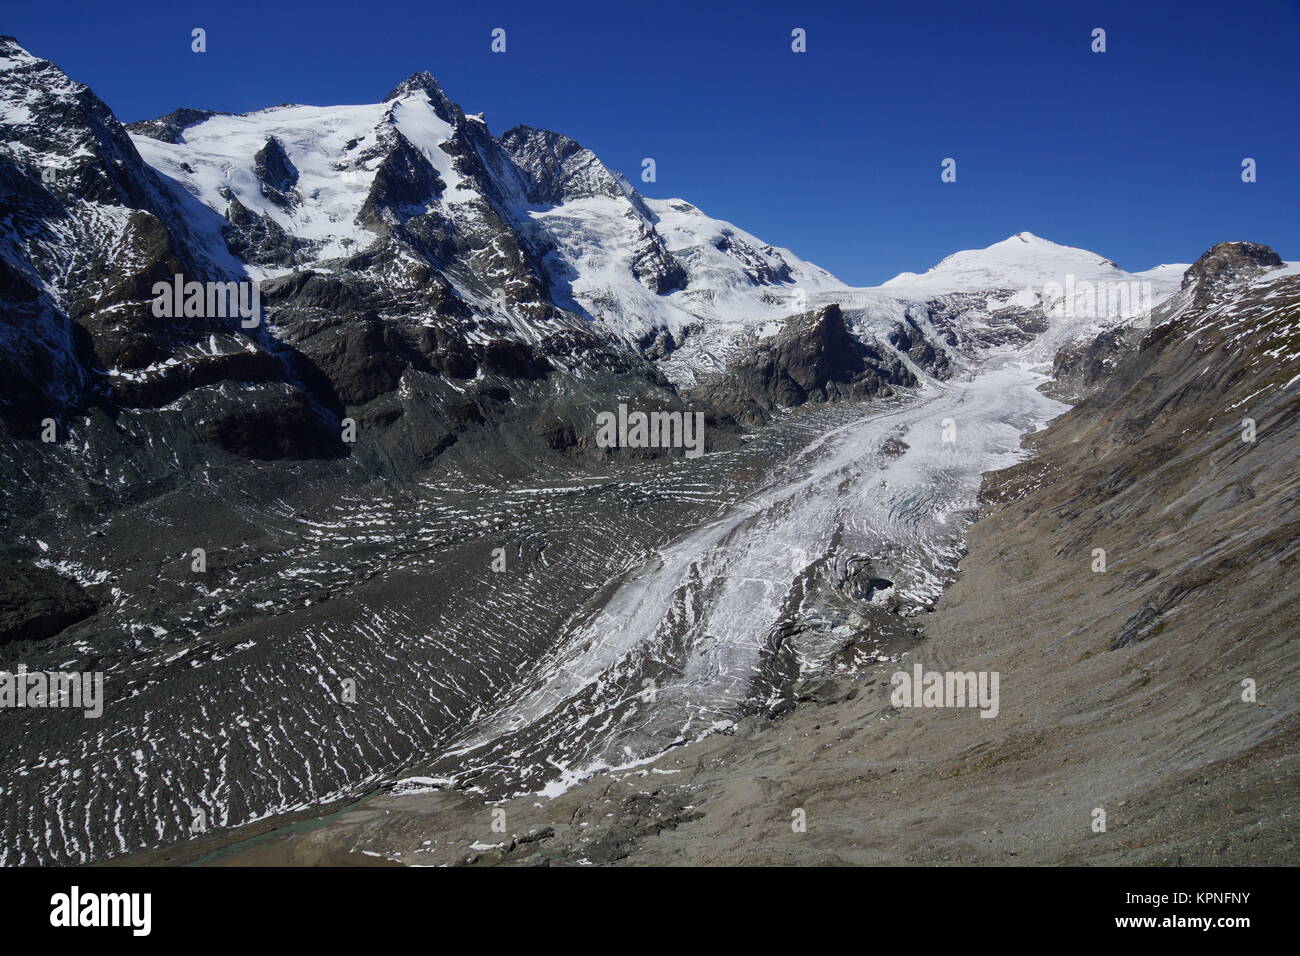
[3,36,1197,496]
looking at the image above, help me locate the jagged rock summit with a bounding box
[1181,240,1284,305]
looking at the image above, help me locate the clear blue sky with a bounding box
[8,0,1298,284]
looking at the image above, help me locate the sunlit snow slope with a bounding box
[128,78,1187,388]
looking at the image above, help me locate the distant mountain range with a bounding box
[0,33,1200,473]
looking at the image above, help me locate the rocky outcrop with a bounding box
[887,313,953,378]
[252,136,299,206]
[1181,240,1282,306]
[926,290,1049,351]
[221,190,312,266]
[0,36,348,464]
[1045,322,1143,403]
[126,107,227,144]
[358,130,446,229]
[382,71,460,123]
[499,125,641,208]
[499,125,687,295]
[0,559,96,647]
[694,305,917,424]
[711,230,795,286]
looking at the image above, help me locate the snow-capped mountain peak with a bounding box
[117,56,1188,383]
[882,231,1134,294]
[2,33,1198,446]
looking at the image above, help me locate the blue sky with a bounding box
[8,0,1298,284]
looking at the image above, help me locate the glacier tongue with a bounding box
[432,354,1069,796]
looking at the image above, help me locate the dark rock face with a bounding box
[695,305,917,424]
[0,560,96,646]
[358,131,446,228]
[0,35,353,465]
[1046,323,1143,403]
[629,223,689,295]
[637,328,678,361]
[712,230,794,286]
[888,313,952,378]
[126,107,227,144]
[499,125,635,207]
[221,190,310,266]
[252,136,299,206]
[1182,241,1282,304]
[0,42,168,211]
[499,124,688,297]
[926,292,1048,351]
[186,384,347,460]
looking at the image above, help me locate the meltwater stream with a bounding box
[425,355,1069,795]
